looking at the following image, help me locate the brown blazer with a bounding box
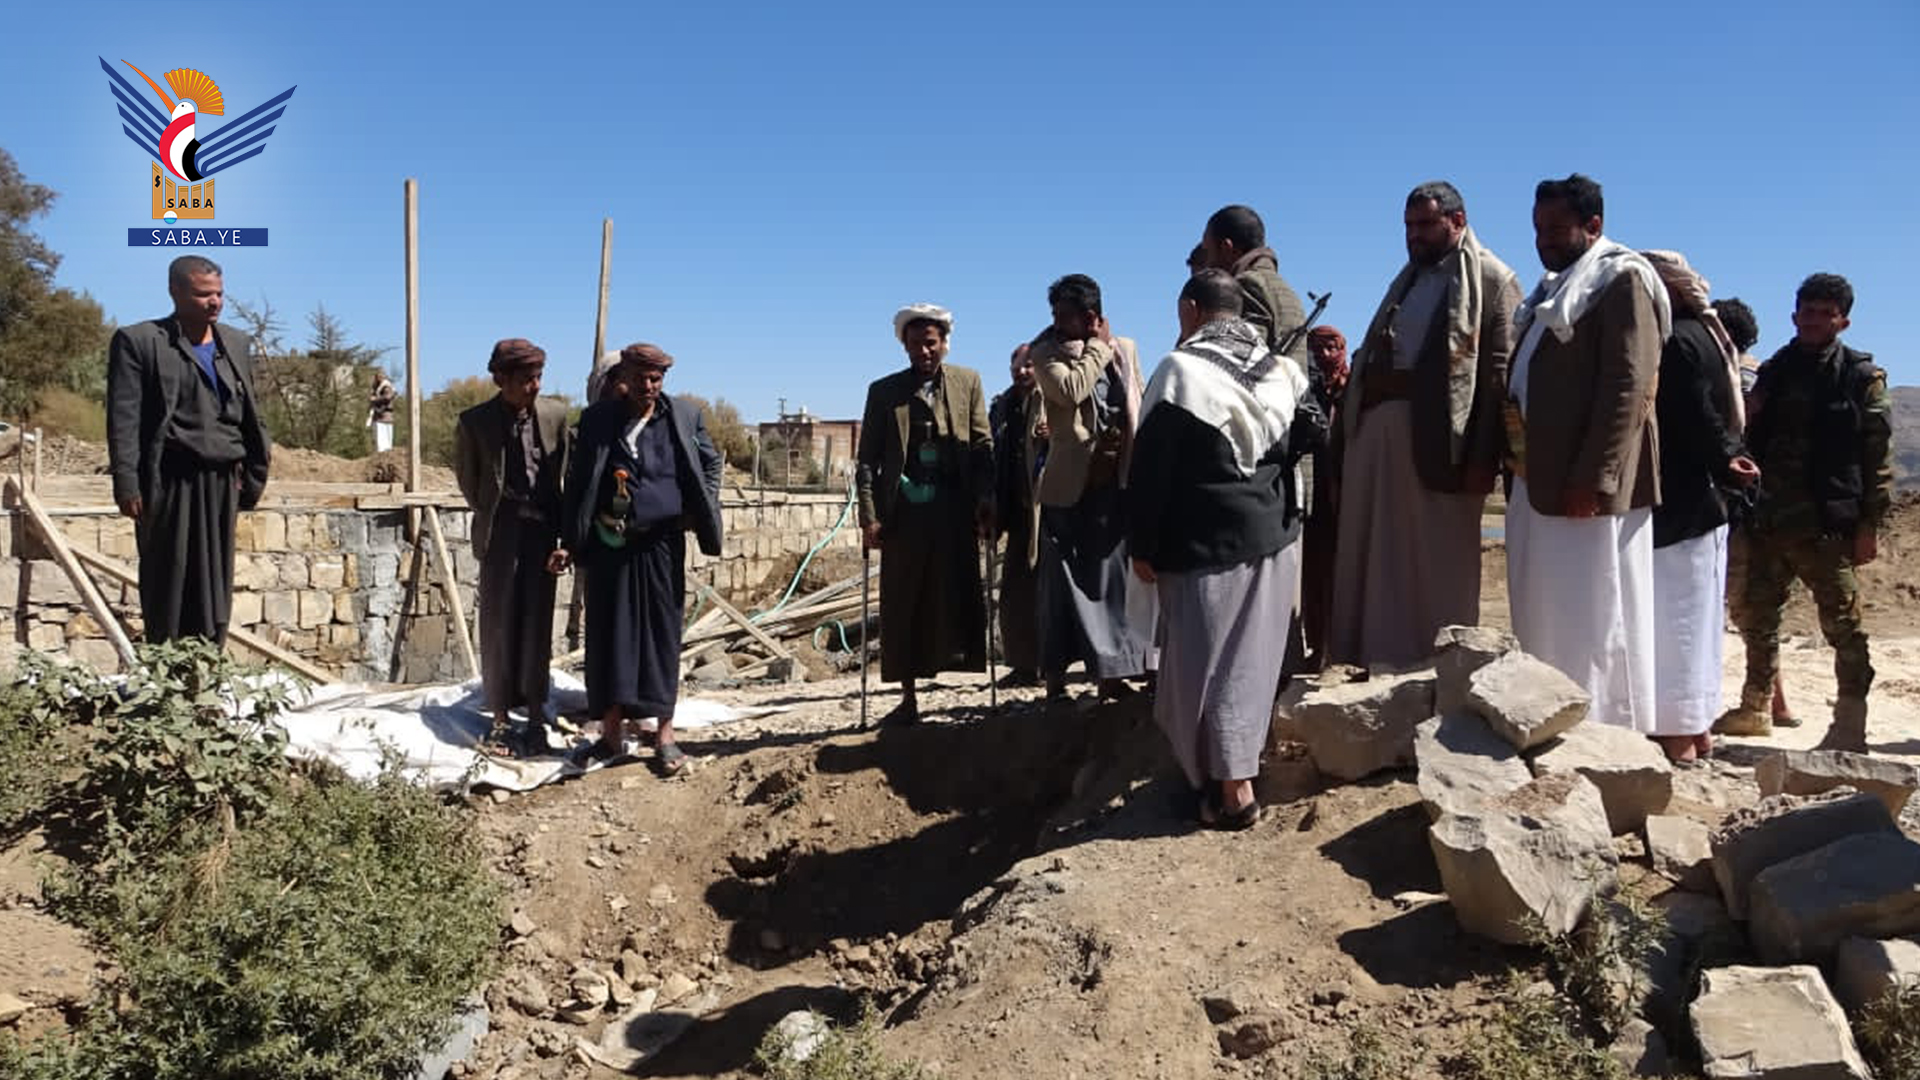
[1514,273,1662,516]
[1337,256,1521,495]
[453,395,573,561]
[855,364,993,528]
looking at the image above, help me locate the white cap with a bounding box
[892,302,954,343]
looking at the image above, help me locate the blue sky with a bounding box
[6,0,1916,424]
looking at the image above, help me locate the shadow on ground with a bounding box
[704,693,1186,966]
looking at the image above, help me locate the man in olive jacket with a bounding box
[855,303,993,724]
[106,255,272,646]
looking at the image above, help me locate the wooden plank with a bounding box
[423,506,479,679]
[354,491,468,510]
[31,428,41,489]
[696,585,793,661]
[65,544,335,684]
[9,480,138,669]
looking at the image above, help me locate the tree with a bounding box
[415,375,496,468]
[0,149,111,417]
[231,298,392,457]
[674,393,754,471]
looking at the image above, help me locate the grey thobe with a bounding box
[1328,266,1484,669]
[1037,365,1145,680]
[1154,544,1297,787]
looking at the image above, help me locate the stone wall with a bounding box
[1,489,856,682]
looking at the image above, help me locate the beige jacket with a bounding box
[1030,332,1143,508]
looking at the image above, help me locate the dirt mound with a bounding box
[268,446,456,488]
[0,432,107,476]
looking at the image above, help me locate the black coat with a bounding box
[563,395,723,558]
[1653,316,1744,548]
[106,317,272,508]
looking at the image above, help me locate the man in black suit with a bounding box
[106,255,272,645]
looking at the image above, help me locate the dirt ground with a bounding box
[6,499,1920,1077]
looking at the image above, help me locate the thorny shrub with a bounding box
[1534,895,1668,1039]
[1439,974,1627,1080]
[1,645,501,1080]
[1859,978,1920,1080]
[1294,1024,1420,1080]
[1441,898,1669,1080]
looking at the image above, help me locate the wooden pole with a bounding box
[592,218,612,375]
[404,179,422,531]
[567,218,612,652]
[9,480,139,670]
[423,505,479,679]
[31,428,42,490]
[65,543,335,684]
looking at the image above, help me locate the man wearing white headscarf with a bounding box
[1328,181,1521,670]
[855,304,994,724]
[1642,251,1760,761]
[1128,269,1315,829]
[1505,175,1670,732]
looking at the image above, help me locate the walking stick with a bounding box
[860,544,872,729]
[984,533,998,711]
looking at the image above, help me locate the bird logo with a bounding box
[100,58,296,222]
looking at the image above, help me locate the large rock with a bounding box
[1832,936,1920,1013]
[1288,669,1436,781]
[1428,772,1618,944]
[1413,712,1532,821]
[1432,625,1519,714]
[1690,965,1871,1080]
[1644,814,1716,893]
[1710,791,1898,920]
[1464,652,1588,751]
[1748,832,1920,964]
[1755,750,1920,819]
[1530,722,1673,834]
[1646,891,1743,1035]
[1607,1017,1671,1078]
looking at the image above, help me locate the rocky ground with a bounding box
[5,500,1920,1078]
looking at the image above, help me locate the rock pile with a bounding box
[1279,625,1920,1076]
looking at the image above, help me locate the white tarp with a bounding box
[275,671,787,792]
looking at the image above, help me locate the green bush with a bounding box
[0,653,79,834]
[3,645,501,1080]
[49,640,292,876]
[95,769,500,1080]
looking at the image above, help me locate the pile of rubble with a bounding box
[1279,626,1920,1079]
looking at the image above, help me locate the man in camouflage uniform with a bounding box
[1720,273,1894,752]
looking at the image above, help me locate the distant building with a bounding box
[757,402,859,485]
